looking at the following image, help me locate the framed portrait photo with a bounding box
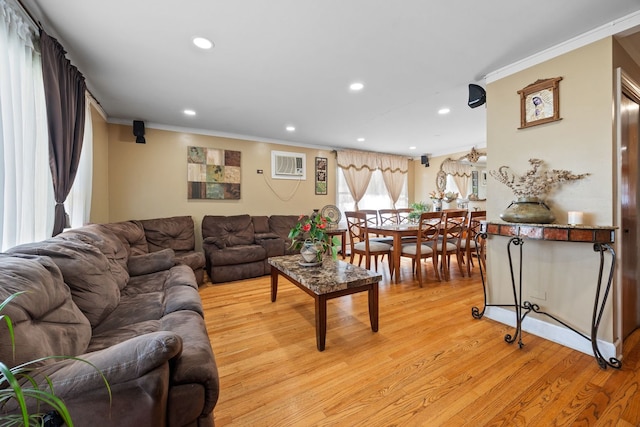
[517,77,563,129]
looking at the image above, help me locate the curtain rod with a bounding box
[13,0,106,117]
[15,0,41,30]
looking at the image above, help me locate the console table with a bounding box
[472,221,620,370]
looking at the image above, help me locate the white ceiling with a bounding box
[21,1,640,158]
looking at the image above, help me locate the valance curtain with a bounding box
[442,159,472,199]
[40,30,86,236]
[337,150,408,209]
[0,0,54,251]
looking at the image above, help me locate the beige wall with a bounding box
[105,124,339,247]
[485,38,617,343]
[89,105,110,224]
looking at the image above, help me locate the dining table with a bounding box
[368,223,420,283]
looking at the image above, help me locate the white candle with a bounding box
[568,211,583,225]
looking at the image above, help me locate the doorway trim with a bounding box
[614,67,640,357]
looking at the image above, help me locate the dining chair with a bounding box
[396,208,414,224]
[359,209,379,228]
[360,209,393,245]
[345,211,392,272]
[398,211,442,287]
[437,209,468,281]
[460,210,486,276]
[378,209,399,225]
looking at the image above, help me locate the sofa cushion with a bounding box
[128,248,176,277]
[252,216,270,234]
[59,225,131,290]
[7,238,121,327]
[174,251,205,272]
[0,254,91,367]
[269,215,304,251]
[100,220,148,256]
[202,215,255,247]
[142,216,196,253]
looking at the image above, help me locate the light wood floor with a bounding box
[200,256,640,426]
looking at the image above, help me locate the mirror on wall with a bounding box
[436,147,487,202]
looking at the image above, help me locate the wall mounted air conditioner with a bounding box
[271,150,306,180]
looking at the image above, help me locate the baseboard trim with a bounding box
[484,306,619,361]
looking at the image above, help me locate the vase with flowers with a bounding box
[288,214,340,264]
[429,190,444,212]
[490,158,589,223]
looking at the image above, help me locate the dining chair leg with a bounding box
[416,259,423,287]
[455,251,465,277]
[432,256,441,281]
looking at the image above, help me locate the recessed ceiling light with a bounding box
[184,109,196,116]
[409,146,417,150]
[438,108,451,115]
[357,137,365,142]
[349,82,364,91]
[193,37,214,50]
[286,125,296,132]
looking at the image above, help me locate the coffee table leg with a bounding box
[315,295,327,351]
[270,267,279,302]
[369,283,379,332]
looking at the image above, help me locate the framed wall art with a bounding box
[315,157,327,195]
[187,146,241,199]
[517,77,563,129]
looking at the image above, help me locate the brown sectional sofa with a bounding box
[202,214,302,283]
[0,216,218,426]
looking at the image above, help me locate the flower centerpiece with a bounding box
[407,201,430,222]
[443,191,459,203]
[489,158,589,223]
[288,214,340,263]
[429,190,444,211]
[429,190,444,201]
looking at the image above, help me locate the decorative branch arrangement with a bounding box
[490,158,589,199]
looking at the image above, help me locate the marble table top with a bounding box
[268,255,382,295]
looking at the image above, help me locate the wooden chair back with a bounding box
[396,208,414,224]
[378,209,399,225]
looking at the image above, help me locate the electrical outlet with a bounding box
[530,291,546,301]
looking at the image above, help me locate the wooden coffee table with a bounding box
[268,255,382,351]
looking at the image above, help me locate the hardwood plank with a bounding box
[200,256,640,426]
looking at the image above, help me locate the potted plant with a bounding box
[288,214,341,263]
[408,201,430,222]
[490,158,589,223]
[0,292,110,426]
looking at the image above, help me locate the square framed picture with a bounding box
[517,77,563,129]
[315,157,327,195]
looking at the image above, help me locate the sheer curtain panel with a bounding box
[65,96,93,228]
[0,1,53,251]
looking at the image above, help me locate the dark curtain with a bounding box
[40,30,87,236]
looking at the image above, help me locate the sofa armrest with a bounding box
[254,232,279,240]
[40,331,182,398]
[256,236,285,258]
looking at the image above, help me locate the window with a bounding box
[0,5,54,250]
[337,169,408,223]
